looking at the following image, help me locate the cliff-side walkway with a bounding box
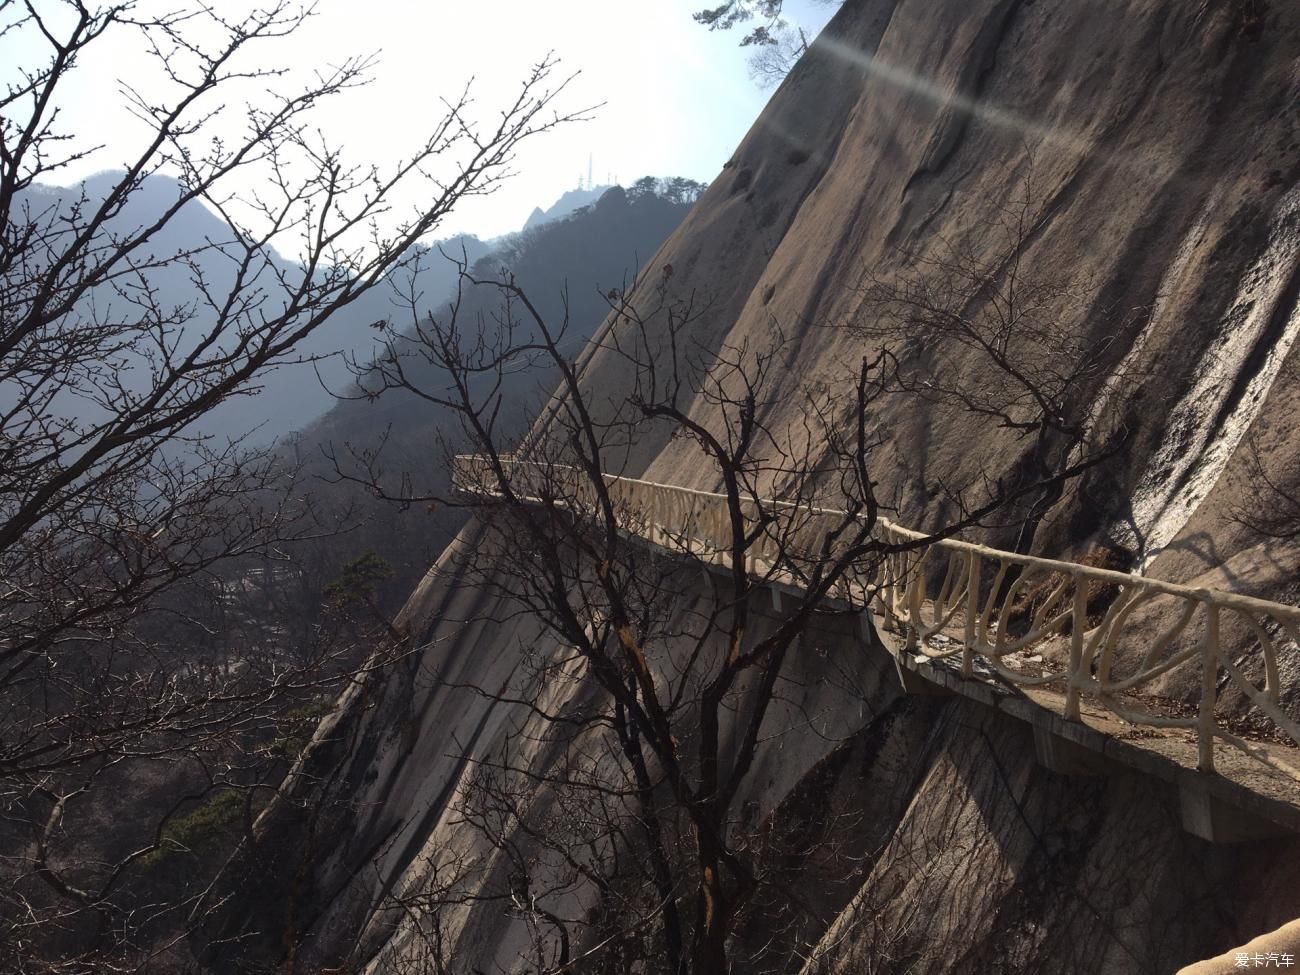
[452,455,1300,841]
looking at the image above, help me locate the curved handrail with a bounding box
[451,454,1300,783]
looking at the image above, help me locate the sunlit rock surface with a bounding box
[234,0,1300,971]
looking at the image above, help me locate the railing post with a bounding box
[962,551,979,677]
[1262,617,1281,705]
[906,552,925,653]
[883,553,897,622]
[1064,571,1086,721]
[882,553,898,629]
[1199,602,1220,773]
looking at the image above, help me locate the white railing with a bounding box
[452,455,1300,783]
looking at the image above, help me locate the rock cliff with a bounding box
[225,1,1300,971]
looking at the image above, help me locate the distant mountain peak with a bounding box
[522,185,612,231]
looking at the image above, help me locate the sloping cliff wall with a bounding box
[254,533,1300,975]
[582,0,1300,593]
[231,0,1300,971]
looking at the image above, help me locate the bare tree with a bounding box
[0,2,586,969]
[1229,435,1300,541]
[847,164,1144,561]
[694,0,841,87]
[326,254,1115,973]
[746,24,812,89]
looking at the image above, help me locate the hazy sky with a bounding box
[9,1,838,241]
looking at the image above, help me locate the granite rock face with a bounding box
[247,1,1300,971]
